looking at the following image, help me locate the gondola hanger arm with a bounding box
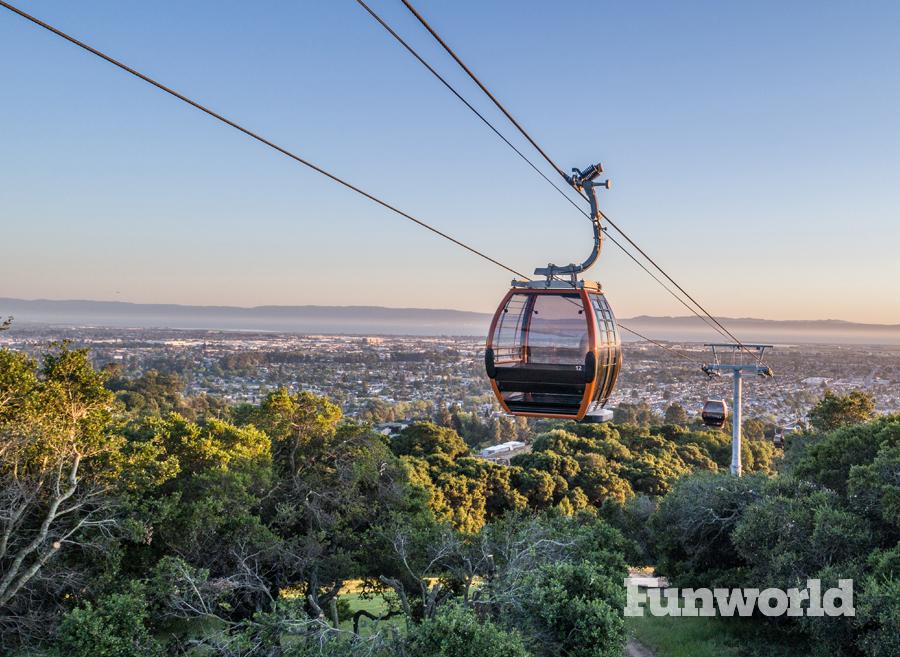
[534,162,610,281]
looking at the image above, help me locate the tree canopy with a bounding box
[0,344,893,657]
[807,389,876,433]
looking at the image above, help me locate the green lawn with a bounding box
[627,614,741,657]
[627,613,811,657]
[339,592,405,637]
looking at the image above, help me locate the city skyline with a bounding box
[2,1,899,322]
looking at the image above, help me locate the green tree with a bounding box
[518,561,625,657]
[485,514,629,657]
[360,398,397,423]
[248,392,426,619]
[392,421,469,459]
[855,545,900,657]
[243,388,342,468]
[664,402,689,426]
[732,477,871,585]
[742,417,768,441]
[650,471,768,587]
[793,413,900,494]
[0,346,130,644]
[510,468,556,510]
[612,401,660,427]
[649,415,900,656]
[808,389,876,433]
[106,369,192,419]
[848,442,900,541]
[121,413,278,618]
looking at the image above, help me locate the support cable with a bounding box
[0,0,703,369]
[398,0,566,180]
[0,0,527,280]
[615,323,704,365]
[355,0,736,345]
[399,0,757,357]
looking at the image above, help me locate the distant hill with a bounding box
[621,315,900,345]
[0,298,491,336]
[1,298,899,344]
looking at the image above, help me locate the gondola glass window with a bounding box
[525,293,588,365]
[486,288,621,419]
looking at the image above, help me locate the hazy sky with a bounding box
[2,1,899,324]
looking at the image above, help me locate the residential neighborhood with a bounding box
[4,324,899,430]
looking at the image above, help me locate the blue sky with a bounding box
[1,1,898,323]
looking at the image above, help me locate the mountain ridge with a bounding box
[1,298,899,344]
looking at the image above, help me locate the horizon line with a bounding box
[1,296,899,328]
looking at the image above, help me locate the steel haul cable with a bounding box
[615,323,703,365]
[353,0,737,347]
[399,0,758,358]
[0,0,704,369]
[399,0,566,181]
[0,0,527,280]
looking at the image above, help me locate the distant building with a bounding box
[375,421,411,438]
[479,441,526,458]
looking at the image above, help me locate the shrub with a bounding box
[56,588,161,657]
[855,544,900,657]
[404,604,530,657]
[518,561,625,657]
[649,471,767,587]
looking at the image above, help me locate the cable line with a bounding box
[399,0,756,356]
[398,0,566,181]
[353,0,735,345]
[616,323,704,365]
[0,0,706,370]
[0,0,527,280]
[599,211,755,357]
[354,0,578,216]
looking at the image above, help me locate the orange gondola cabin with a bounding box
[485,280,621,420]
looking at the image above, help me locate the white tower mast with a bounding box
[702,344,773,476]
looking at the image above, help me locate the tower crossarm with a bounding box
[702,363,773,377]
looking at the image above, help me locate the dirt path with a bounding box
[626,637,657,657]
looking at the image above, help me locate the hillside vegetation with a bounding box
[0,345,894,656]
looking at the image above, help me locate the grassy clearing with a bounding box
[262,581,406,637]
[627,613,811,657]
[627,614,741,657]
[339,592,405,637]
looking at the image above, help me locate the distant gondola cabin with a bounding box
[701,399,728,428]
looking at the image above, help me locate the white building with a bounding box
[480,441,526,458]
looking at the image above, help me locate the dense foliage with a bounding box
[400,418,776,536]
[1,345,893,656]
[0,347,633,655]
[647,403,899,657]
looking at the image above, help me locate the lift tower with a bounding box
[702,344,773,476]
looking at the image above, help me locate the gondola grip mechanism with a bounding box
[534,161,610,279]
